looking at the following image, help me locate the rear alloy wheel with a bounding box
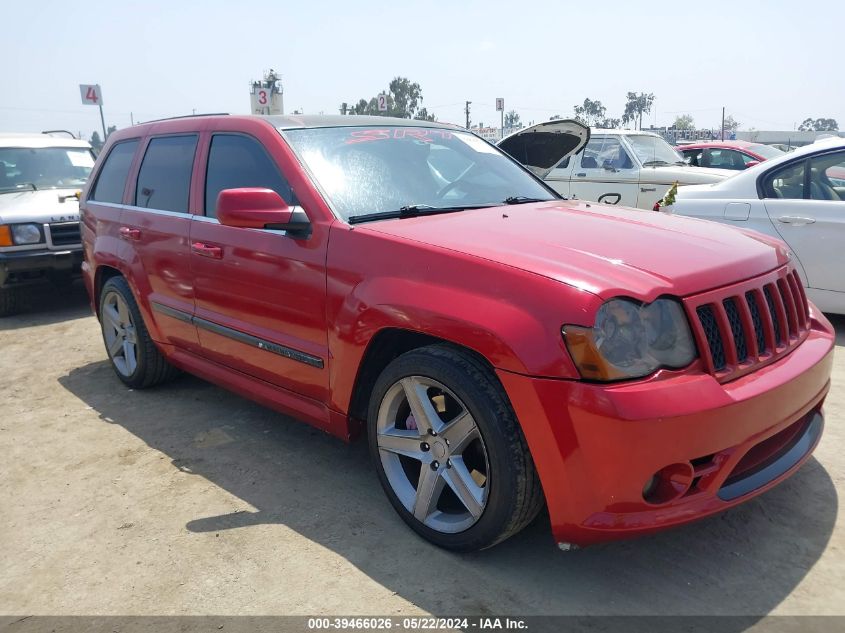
[102,290,139,377]
[99,276,177,388]
[368,345,543,551]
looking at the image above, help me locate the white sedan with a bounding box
[672,137,845,314]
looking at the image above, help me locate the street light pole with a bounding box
[465,101,471,129]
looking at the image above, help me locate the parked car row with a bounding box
[69,113,834,552]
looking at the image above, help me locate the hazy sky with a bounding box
[3,0,843,140]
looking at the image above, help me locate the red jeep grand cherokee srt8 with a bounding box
[80,115,834,551]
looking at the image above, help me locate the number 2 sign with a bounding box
[377,94,388,112]
[79,84,103,106]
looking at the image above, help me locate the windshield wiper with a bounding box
[348,204,494,224]
[503,196,547,205]
[0,182,38,193]
[642,160,670,167]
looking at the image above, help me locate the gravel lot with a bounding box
[1,283,843,617]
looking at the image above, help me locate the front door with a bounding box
[189,131,330,403]
[569,136,639,207]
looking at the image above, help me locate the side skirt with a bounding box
[167,347,354,441]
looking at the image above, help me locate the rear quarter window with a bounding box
[90,140,140,204]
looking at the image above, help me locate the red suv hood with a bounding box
[360,201,791,301]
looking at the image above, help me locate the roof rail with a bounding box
[42,129,78,139]
[139,113,230,124]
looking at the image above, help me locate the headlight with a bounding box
[563,297,697,381]
[10,223,43,245]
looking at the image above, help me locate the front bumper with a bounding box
[498,309,835,547]
[0,248,83,287]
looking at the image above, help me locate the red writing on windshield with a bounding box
[345,129,454,144]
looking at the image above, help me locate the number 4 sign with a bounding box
[79,84,103,106]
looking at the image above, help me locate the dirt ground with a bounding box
[0,283,843,617]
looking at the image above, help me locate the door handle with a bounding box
[191,242,223,259]
[777,215,816,225]
[119,227,141,241]
[576,172,587,177]
[641,187,657,193]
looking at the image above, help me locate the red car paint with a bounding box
[80,115,834,547]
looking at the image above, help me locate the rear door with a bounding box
[761,149,845,294]
[189,126,330,403]
[120,134,200,351]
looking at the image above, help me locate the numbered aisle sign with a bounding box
[79,84,103,106]
[377,94,388,112]
[495,98,504,111]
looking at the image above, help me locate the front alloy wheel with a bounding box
[368,345,543,551]
[376,375,490,533]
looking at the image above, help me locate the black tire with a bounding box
[367,344,544,551]
[98,276,177,388]
[0,286,23,317]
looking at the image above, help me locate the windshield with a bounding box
[0,147,95,192]
[748,143,785,160]
[282,126,556,221]
[625,135,684,166]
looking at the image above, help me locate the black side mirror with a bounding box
[602,159,618,172]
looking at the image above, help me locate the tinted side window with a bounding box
[205,134,297,217]
[135,135,198,212]
[90,140,139,203]
[762,161,806,199]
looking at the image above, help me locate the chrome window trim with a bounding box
[85,203,299,235]
[101,203,191,218]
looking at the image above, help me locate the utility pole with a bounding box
[721,106,725,141]
[465,101,471,129]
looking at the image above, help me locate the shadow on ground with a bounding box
[58,333,840,622]
[0,282,91,331]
